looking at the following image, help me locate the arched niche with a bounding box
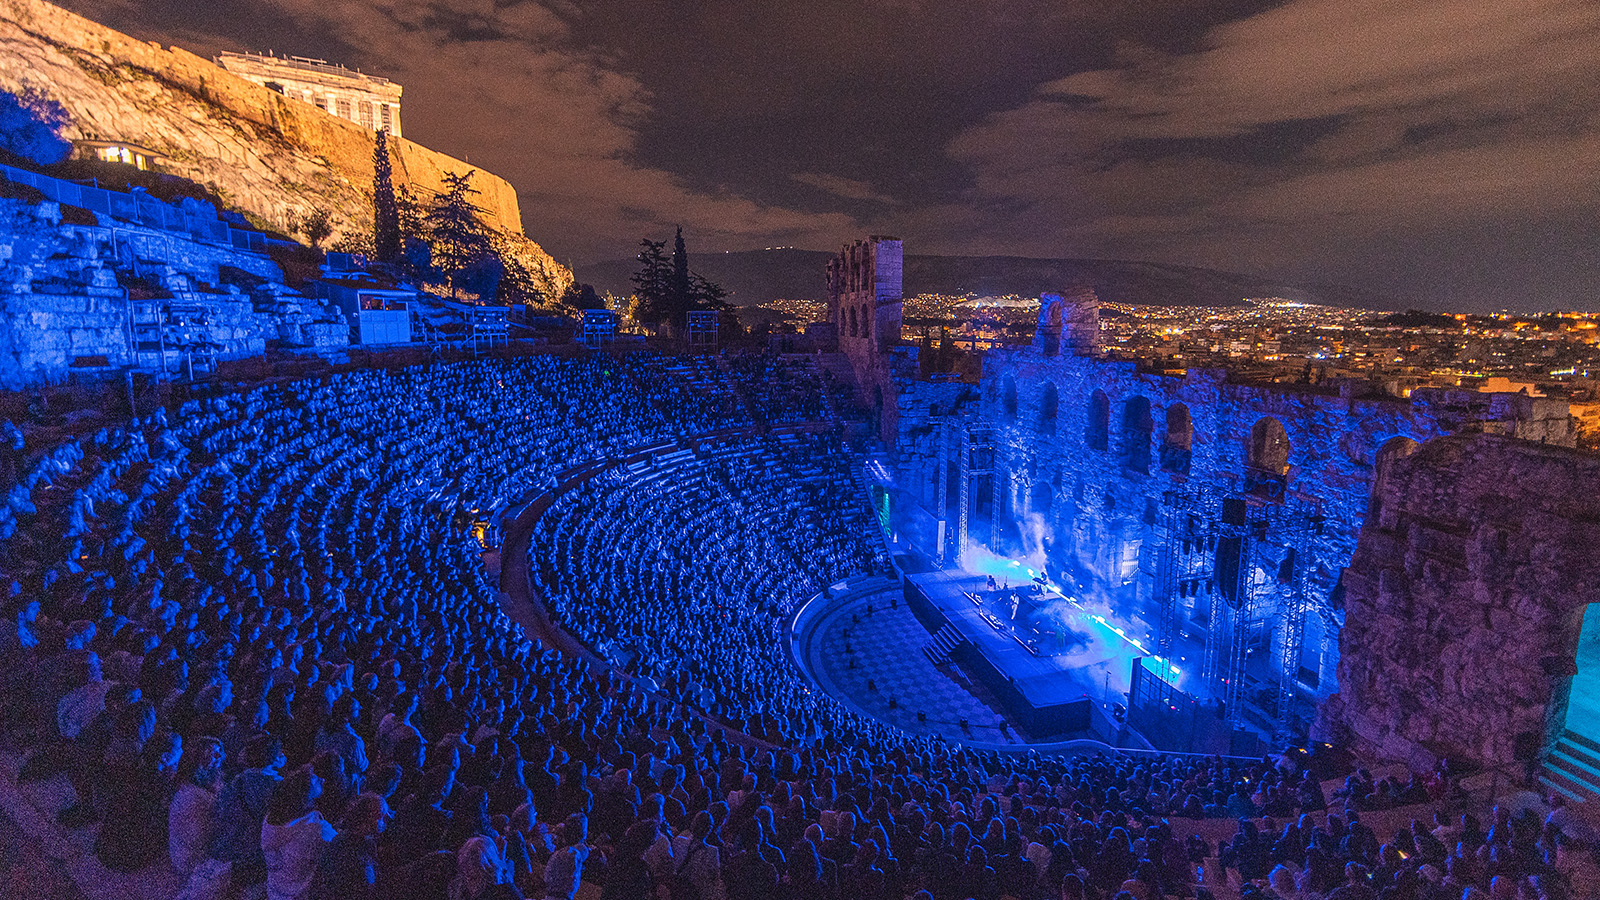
[1086,389,1109,450]
[1246,416,1291,500]
[1160,403,1193,475]
[1039,382,1059,435]
[1122,396,1153,474]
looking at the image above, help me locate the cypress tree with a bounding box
[372,129,401,264]
[671,226,692,316]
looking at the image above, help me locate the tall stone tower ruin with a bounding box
[827,236,903,367]
[1035,287,1101,357]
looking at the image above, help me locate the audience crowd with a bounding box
[0,350,1588,900]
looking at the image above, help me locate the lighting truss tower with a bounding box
[957,425,995,561]
[1157,483,1323,741]
[1149,488,1222,660]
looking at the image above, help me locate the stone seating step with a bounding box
[1540,732,1600,803]
[1564,729,1600,758]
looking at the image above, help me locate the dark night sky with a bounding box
[62,0,1600,310]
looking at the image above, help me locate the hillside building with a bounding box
[216,51,402,137]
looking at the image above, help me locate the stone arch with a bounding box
[1002,375,1019,421]
[1246,416,1290,499]
[861,304,872,338]
[1030,478,1054,513]
[1121,396,1153,474]
[1368,436,1420,520]
[1086,389,1109,450]
[1037,297,1064,357]
[1248,417,1291,475]
[1160,403,1193,474]
[1039,382,1059,435]
[848,305,859,338]
[1558,603,1600,757]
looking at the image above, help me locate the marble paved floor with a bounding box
[803,586,1032,745]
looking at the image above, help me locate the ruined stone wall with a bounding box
[891,345,1588,725]
[0,0,564,290]
[1331,435,1600,769]
[827,236,904,443]
[0,196,344,385]
[985,353,1453,694]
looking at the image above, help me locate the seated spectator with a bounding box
[170,737,226,877]
[262,770,337,900]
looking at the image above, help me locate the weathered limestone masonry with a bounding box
[0,0,564,291]
[891,336,1579,720]
[1330,436,1600,771]
[0,196,345,386]
[827,236,904,442]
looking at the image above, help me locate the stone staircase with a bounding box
[923,623,967,665]
[1541,730,1600,803]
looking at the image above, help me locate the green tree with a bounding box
[396,184,426,241]
[427,171,494,299]
[630,228,727,331]
[561,282,606,311]
[371,129,400,264]
[691,272,729,309]
[0,89,71,165]
[298,207,332,249]
[630,238,672,327]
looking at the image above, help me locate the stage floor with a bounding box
[798,583,1032,745]
[907,569,1161,714]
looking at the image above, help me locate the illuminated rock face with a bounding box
[1332,435,1600,769]
[0,0,566,291]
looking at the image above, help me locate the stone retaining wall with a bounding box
[1330,435,1600,769]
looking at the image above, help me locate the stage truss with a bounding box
[1148,482,1325,743]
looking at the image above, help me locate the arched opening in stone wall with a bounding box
[1161,403,1193,474]
[1002,376,1019,421]
[1030,478,1053,513]
[861,304,872,338]
[1369,436,1420,520]
[1557,604,1600,757]
[1086,390,1109,450]
[1121,396,1153,474]
[848,306,859,338]
[1040,300,1063,357]
[1246,417,1290,499]
[1039,382,1059,435]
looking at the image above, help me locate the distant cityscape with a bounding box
[753,294,1600,408]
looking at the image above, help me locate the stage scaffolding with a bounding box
[956,426,996,562]
[1150,480,1323,743]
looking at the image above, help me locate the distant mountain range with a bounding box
[579,249,1403,312]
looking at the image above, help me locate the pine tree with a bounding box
[630,238,672,327]
[690,272,729,309]
[427,171,494,299]
[371,129,400,264]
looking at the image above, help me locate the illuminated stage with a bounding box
[903,568,1185,739]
